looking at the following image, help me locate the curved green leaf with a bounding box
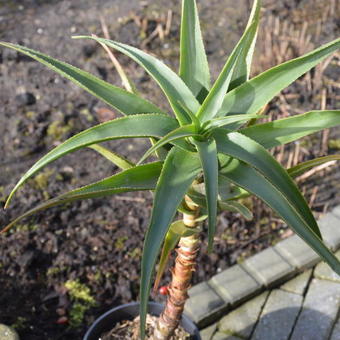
[218,174,247,200]
[203,113,260,130]
[219,159,340,275]
[88,144,134,170]
[213,130,321,238]
[0,42,164,116]
[241,110,340,149]
[229,0,261,91]
[140,148,201,338]
[179,0,210,96]
[194,139,218,251]
[5,114,178,207]
[219,200,253,220]
[219,38,340,117]
[197,21,258,122]
[75,36,201,125]
[138,124,198,164]
[288,155,340,178]
[2,162,162,233]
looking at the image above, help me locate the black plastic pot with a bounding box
[83,302,201,340]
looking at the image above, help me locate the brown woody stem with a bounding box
[153,196,200,340]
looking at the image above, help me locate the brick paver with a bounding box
[290,279,340,340]
[251,289,303,340]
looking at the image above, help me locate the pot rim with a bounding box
[83,301,201,340]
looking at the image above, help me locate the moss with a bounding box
[328,139,340,150]
[65,279,96,328]
[15,224,39,232]
[65,280,95,304]
[47,119,73,141]
[69,302,90,328]
[33,168,55,190]
[115,236,128,250]
[11,316,28,330]
[26,111,36,119]
[128,247,142,259]
[80,108,94,122]
[46,266,67,276]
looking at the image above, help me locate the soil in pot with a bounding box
[101,314,192,340]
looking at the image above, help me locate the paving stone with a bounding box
[314,250,340,282]
[332,205,340,219]
[274,235,320,269]
[209,264,261,305]
[0,324,19,340]
[219,292,269,339]
[251,289,303,340]
[280,269,312,295]
[241,247,294,287]
[200,323,217,340]
[185,282,226,325]
[318,213,340,251]
[212,332,242,340]
[330,318,340,340]
[290,279,340,340]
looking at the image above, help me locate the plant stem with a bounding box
[153,196,200,340]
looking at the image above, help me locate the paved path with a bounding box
[184,206,340,340]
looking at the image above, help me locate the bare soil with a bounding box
[0,0,339,339]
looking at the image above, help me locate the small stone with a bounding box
[242,247,294,287]
[274,235,320,270]
[209,264,260,305]
[251,289,303,340]
[15,92,36,106]
[290,279,340,340]
[200,323,217,340]
[185,282,226,326]
[314,251,340,282]
[219,292,269,339]
[280,270,312,295]
[318,213,340,251]
[0,324,19,340]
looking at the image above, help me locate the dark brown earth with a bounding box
[0,0,339,339]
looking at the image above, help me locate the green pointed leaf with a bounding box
[138,124,198,164]
[2,162,162,233]
[213,130,321,238]
[194,139,218,251]
[219,201,253,220]
[288,155,340,178]
[241,110,340,149]
[229,0,261,91]
[177,101,201,130]
[219,159,340,275]
[154,220,199,291]
[5,114,178,207]
[0,42,165,116]
[217,174,248,200]
[75,36,201,125]
[197,21,258,122]
[88,144,134,170]
[179,0,210,96]
[203,113,260,130]
[140,148,201,338]
[219,38,340,117]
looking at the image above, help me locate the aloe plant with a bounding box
[1,0,340,339]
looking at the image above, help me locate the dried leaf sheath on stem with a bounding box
[153,197,200,340]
